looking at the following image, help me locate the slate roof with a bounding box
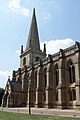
[9,81,22,92]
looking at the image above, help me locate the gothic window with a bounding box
[54,64,59,87]
[43,91,46,102]
[55,91,58,101]
[34,71,37,89]
[72,66,75,83]
[73,89,76,101]
[68,89,76,101]
[68,60,75,84]
[23,57,26,66]
[69,66,72,83]
[23,73,28,91]
[44,68,47,88]
[34,92,36,102]
[56,70,59,86]
[69,90,72,101]
[54,64,59,103]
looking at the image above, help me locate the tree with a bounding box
[0,88,5,106]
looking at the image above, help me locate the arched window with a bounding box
[44,68,47,88]
[55,91,58,101]
[34,92,36,103]
[34,71,37,89]
[54,64,59,86]
[69,90,72,101]
[69,66,72,83]
[43,91,46,102]
[68,89,76,101]
[23,57,26,66]
[73,89,76,101]
[72,66,75,83]
[67,60,75,84]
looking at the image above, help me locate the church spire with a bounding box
[20,9,46,67]
[26,8,40,51]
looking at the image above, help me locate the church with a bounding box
[2,8,80,109]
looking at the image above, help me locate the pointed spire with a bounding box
[33,8,35,16]
[26,8,40,51]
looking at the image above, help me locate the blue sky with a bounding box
[0,0,80,88]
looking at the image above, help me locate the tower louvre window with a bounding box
[23,57,26,66]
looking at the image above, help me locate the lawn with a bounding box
[0,111,80,120]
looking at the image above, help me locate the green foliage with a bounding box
[0,88,5,106]
[0,88,4,93]
[0,112,80,120]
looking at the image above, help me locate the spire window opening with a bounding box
[23,57,26,66]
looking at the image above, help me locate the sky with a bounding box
[0,0,80,88]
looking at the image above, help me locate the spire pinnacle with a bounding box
[26,8,40,51]
[33,8,35,15]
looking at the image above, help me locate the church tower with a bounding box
[20,8,46,68]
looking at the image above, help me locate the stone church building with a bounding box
[2,9,80,109]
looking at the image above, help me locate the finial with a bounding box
[13,70,15,77]
[44,44,46,53]
[21,45,23,54]
[8,76,10,80]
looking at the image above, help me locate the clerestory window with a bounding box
[69,61,75,84]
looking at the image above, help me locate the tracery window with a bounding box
[68,61,75,84]
[54,64,59,103]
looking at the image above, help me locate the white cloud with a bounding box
[16,38,75,56]
[0,38,75,88]
[40,38,75,55]
[0,71,12,88]
[7,0,30,16]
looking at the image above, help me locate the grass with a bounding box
[0,111,80,120]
